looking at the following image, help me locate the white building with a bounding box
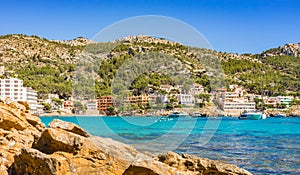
[24,87,38,111]
[86,100,98,115]
[177,94,194,106]
[0,78,25,101]
[86,100,98,110]
[216,87,256,116]
[0,78,37,111]
[223,101,256,116]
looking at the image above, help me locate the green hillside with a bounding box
[0,34,299,99]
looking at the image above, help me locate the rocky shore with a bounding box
[0,98,252,175]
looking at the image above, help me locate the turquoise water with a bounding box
[41,116,300,174]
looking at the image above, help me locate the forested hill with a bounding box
[0,34,299,99]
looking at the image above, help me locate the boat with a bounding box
[192,112,207,118]
[168,111,189,118]
[238,111,265,120]
[274,113,286,118]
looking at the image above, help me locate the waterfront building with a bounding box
[216,86,257,116]
[0,78,37,111]
[63,101,74,112]
[24,87,38,111]
[223,101,256,116]
[86,100,98,115]
[276,96,293,107]
[126,95,149,106]
[177,94,194,106]
[265,96,293,108]
[0,78,25,101]
[86,100,98,110]
[98,96,115,112]
[36,104,44,114]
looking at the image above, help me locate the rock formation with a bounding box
[0,99,252,175]
[0,97,45,175]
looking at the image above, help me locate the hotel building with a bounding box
[216,88,256,116]
[0,78,37,111]
[98,96,115,112]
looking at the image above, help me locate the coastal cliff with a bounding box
[0,99,252,175]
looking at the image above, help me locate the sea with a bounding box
[41,116,300,174]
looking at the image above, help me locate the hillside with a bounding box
[0,34,299,99]
[0,34,85,98]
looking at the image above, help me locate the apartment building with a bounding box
[216,87,256,116]
[98,96,115,111]
[24,87,38,111]
[86,100,99,115]
[0,78,25,101]
[0,78,37,111]
[223,101,256,116]
[177,94,194,106]
[126,95,149,106]
[63,101,74,112]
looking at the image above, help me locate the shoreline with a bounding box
[38,114,300,118]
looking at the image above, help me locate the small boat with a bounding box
[168,111,189,118]
[274,113,286,118]
[238,111,265,120]
[192,112,207,118]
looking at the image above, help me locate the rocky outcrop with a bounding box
[262,43,300,57]
[0,98,45,175]
[0,99,252,175]
[61,37,94,46]
[157,151,251,175]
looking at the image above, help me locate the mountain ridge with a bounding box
[0,34,299,98]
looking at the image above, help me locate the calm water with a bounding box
[41,116,300,174]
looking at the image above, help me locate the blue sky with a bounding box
[0,0,299,53]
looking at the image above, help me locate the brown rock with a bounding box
[0,100,45,174]
[123,165,159,175]
[124,153,195,175]
[16,101,30,111]
[16,130,139,175]
[12,148,72,175]
[0,106,29,131]
[158,152,252,175]
[48,119,90,137]
[33,128,85,154]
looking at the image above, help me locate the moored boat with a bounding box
[238,111,264,120]
[192,112,207,118]
[274,113,287,118]
[168,111,189,118]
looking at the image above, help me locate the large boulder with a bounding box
[48,119,90,137]
[12,148,71,175]
[17,127,140,174]
[0,106,29,130]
